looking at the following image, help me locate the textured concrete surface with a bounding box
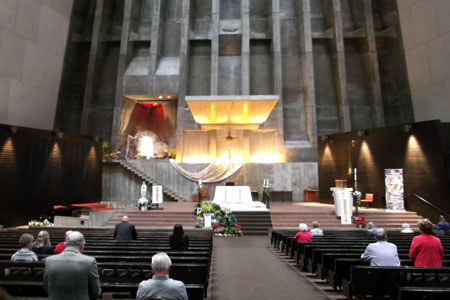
[102,160,318,203]
[0,0,72,129]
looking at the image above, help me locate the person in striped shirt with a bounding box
[11,233,38,261]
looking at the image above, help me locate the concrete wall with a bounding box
[398,0,450,122]
[103,160,318,203]
[0,0,72,129]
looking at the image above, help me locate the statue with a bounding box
[138,181,149,210]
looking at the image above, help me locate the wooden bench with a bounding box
[343,266,450,299]
[398,286,450,300]
[0,260,209,299]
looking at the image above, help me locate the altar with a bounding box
[330,187,353,224]
[213,186,268,211]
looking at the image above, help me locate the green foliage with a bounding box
[193,201,243,236]
[103,146,120,162]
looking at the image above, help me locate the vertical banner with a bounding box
[152,185,163,204]
[385,169,405,212]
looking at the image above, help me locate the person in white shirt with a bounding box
[309,221,324,237]
[361,228,400,266]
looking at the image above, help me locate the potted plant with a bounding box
[103,146,120,162]
[353,190,362,216]
[353,216,366,228]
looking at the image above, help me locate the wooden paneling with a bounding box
[318,120,450,215]
[0,125,102,227]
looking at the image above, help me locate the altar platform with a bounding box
[102,202,423,230]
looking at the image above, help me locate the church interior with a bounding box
[1,0,450,299]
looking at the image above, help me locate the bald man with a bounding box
[44,231,101,300]
[114,216,137,240]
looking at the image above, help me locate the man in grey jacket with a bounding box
[44,231,101,300]
[137,252,188,300]
[361,228,401,266]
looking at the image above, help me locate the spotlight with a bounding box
[403,124,413,132]
[320,135,333,143]
[10,126,18,134]
[357,130,369,137]
[53,131,64,138]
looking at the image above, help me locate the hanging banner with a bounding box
[385,169,405,212]
[152,185,163,204]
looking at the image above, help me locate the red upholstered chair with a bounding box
[360,193,374,208]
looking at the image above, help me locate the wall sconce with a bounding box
[403,124,413,132]
[357,130,369,137]
[10,126,18,134]
[53,131,64,138]
[320,135,333,143]
[351,139,357,147]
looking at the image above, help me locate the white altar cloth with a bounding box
[330,187,353,224]
[213,186,267,211]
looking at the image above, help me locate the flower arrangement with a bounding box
[353,216,366,228]
[263,179,271,198]
[103,146,120,162]
[353,190,362,206]
[28,219,53,228]
[194,201,243,236]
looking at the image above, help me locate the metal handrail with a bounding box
[408,194,450,219]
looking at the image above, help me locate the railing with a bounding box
[406,194,450,221]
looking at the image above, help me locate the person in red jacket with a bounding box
[54,230,72,254]
[409,218,443,266]
[294,223,312,243]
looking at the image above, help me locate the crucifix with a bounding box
[223,130,238,160]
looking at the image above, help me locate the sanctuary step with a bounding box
[269,203,424,230]
[105,203,196,228]
[233,211,272,236]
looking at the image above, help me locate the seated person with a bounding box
[437,215,450,232]
[32,231,54,255]
[400,223,414,233]
[432,223,445,238]
[361,228,400,266]
[294,223,312,243]
[11,233,38,261]
[409,218,443,267]
[54,230,72,254]
[137,253,188,300]
[309,221,324,237]
[367,222,377,235]
[170,224,189,251]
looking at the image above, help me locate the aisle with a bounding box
[209,236,330,300]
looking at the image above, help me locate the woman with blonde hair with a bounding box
[32,231,54,255]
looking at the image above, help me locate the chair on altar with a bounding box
[360,193,374,208]
[193,187,209,202]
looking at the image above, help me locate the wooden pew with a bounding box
[0,260,209,299]
[343,266,450,299]
[398,287,450,300]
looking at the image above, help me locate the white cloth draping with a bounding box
[169,159,244,183]
[213,186,253,205]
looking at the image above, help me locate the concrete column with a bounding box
[149,0,162,74]
[361,0,385,127]
[175,0,191,162]
[80,0,106,135]
[210,0,220,95]
[331,0,351,131]
[111,0,135,147]
[297,0,317,145]
[241,0,250,95]
[272,0,285,160]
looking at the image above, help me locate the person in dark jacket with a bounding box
[114,216,137,240]
[170,224,189,251]
[32,230,54,255]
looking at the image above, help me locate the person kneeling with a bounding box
[361,228,400,266]
[137,252,188,300]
